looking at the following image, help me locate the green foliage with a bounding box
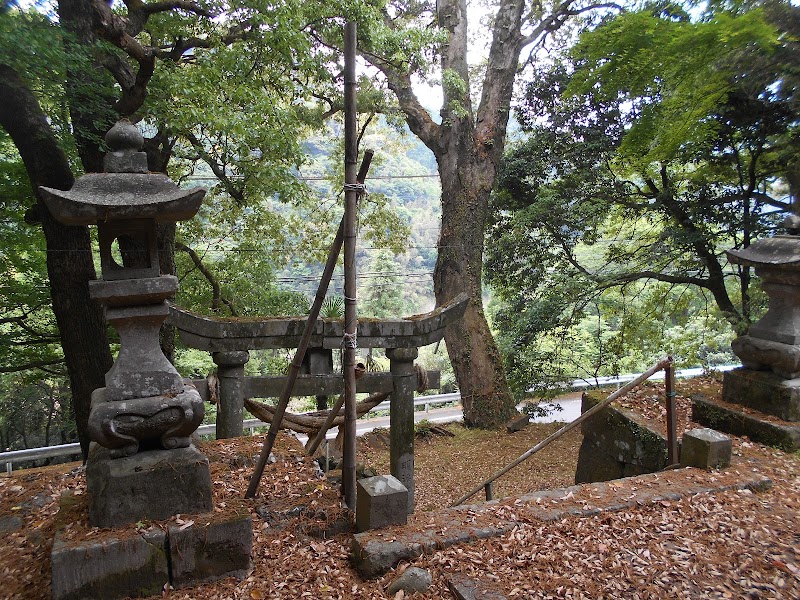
[567,7,780,167]
[0,135,64,379]
[489,1,796,396]
[0,375,75,451]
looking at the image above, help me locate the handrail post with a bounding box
[664,357,679,465]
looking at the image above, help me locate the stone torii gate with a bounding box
[168,294,468,510]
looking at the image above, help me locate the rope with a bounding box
[342,183,367,194]
[414,363,429,392]
[342,332,358,349]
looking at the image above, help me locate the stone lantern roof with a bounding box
[38,120,204,225]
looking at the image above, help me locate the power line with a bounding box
[185,173,439,182]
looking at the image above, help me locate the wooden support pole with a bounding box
[244,143,373,499]
[342,20,359,510]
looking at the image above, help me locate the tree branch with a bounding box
[175,241,238,316]
[367,55,442,152]
[184,131,246,205]
[121,0,216,36]
[598,270,711,289]
[0,359,65,374]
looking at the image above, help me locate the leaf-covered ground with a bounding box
[1,378,798,599]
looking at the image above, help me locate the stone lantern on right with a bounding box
[702,218,800,450]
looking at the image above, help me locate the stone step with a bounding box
[351,464,772,578]
[692,393,800,451]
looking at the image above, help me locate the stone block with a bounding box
[680,428,732,470]
[722,368,800,421]
[51,527,168,600]
[447,574,508,600]
[505,413,530,433]
[355,475,408,532]
[388,567,432,594]
[168,514,253,588]
[575,392,668,484]
[88,276,178,307]
[86,444,213,527]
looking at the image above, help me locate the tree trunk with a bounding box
[425,0,523,426]
[58,0,119,172]
[0,65,113,458]
[434,150,517,426]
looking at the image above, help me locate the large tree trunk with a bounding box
[434,148,517,426]
[427,0,523,426]
[0,65,113,457]
[374,0,531,426]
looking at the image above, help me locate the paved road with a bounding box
[296,392,583,445]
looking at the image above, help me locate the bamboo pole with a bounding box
[451,357,674,507]
[342,21,359,510]
[244,148,373,499]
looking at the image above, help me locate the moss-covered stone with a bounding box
[575,391,668,484]
[51,528,168,600]
[693,393,800,451]
[168,514,253,588]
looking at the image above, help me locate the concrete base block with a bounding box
[86,443,213,527]
[722,368,800,421]
[51,528,168,600]
[680,428,732,469]
[168,514,253,588]
[356,475,408,532]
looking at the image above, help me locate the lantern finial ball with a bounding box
[104,120,148,174]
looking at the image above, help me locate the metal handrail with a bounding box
[451,357,674,507]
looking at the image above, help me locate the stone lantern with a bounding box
[727,236,800,383]
[696,214,800,451]
[39,120,213,526]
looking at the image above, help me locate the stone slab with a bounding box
[86,443,213,527]
[89,276,178,307]
[356,475,408,532]
[692,393,800,451]
[680,427,732,469]
[351,467,772,578]
[505,413,530,433]
[448,574,508,600]
[51,527,168,600]
[168,514,253,588]
[722,368,800,421]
